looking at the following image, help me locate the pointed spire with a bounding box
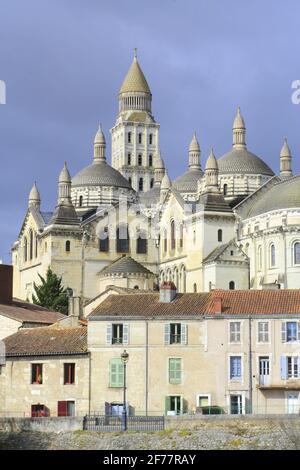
[93,124,106,163]
[28,182,41,209]
[280,137,292,177]
[59,161,71,183]
[205,148,219,190]
[154,151,166,186]
[233,106,246,148]
[58,162,72,204]
[205,148,218,170]
[161,171,171,190]
[50,163,79,226]
[188,132,201,169]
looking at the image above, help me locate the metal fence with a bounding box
[83,414,165,432]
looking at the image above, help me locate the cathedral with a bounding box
[12,51,300,305]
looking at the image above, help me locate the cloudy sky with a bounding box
[0,0,300,263]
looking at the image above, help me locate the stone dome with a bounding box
[246,175,300,218]
[218,148,274,176]
[72,161,132,189]
[173,168,203,192]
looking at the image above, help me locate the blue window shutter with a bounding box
[164,324,170,345]
[123,323,129,345]
[106,324,112,345]
[281,356,287,380]
[181,324,188,345]
[281,322,286,342]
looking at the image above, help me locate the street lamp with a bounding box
[121,349,129,431]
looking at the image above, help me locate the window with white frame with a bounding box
[281,356,300,379]
[230,356,242,380]
[270,243,276,268]
[164,323,187,345]
[258,322,269,343]
[229,322,241,343]
[106,323,129,345]
[293,242,300,265]
[282,321,300,343]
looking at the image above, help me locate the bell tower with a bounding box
[111,50,160,192]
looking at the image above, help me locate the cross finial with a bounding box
[134,48,137,59]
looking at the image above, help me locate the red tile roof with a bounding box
[4,326,87,357]
[0,300,65,325]
[89,289,300,318]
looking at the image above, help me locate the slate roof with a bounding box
[203,242,232,264]
[99,256,156,277]
[0,300,65,325]
[199,191,233,213]
[4,326,87,357]
[89,289,300,318]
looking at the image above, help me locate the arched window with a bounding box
[218,229,222,242]
[128,132,131,143]
[179,224,183,249]
[127,153,131,165]
[44,242,47,253]
[29,230,33,260]
[128,177,132,187]
[138,178,144,191]
[99,227,109,252]
[294,242,300,265]
[270,243,276,267]
[134,285,139,290]
[116,225,129,253]
[209,281,212,291]
[174,269,179,290]
[229,281,235,290]
[149,154,153,167]
[136,231,147,254]
[171,220,176,250]
[223,184,228,196]
[65,240,71,252]
[149,134,153,145]
[181,265,186,292]
[193,283,197,293]
[138,154,142,166]
[35,233,38,258]
[24,237,28,262]
[79,195,83,207]
[164,229,167,253]
[138,133,142,144]
[257,245,262,271]
[150,178,154,189]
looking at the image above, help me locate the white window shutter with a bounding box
[280,356,287,380]
[106,324,112,345]
[281,322,287,343]
[164,324,170,345]
[181,324,188,345]
[123,323,129,345]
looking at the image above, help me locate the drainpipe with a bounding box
[145,320,149,416]
[248,315,253,414]
[88,352,91,415]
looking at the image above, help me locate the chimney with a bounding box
[68,296,82,318]
[160,281,177,303]
[0,265,13,305]
[212,296,222,315]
